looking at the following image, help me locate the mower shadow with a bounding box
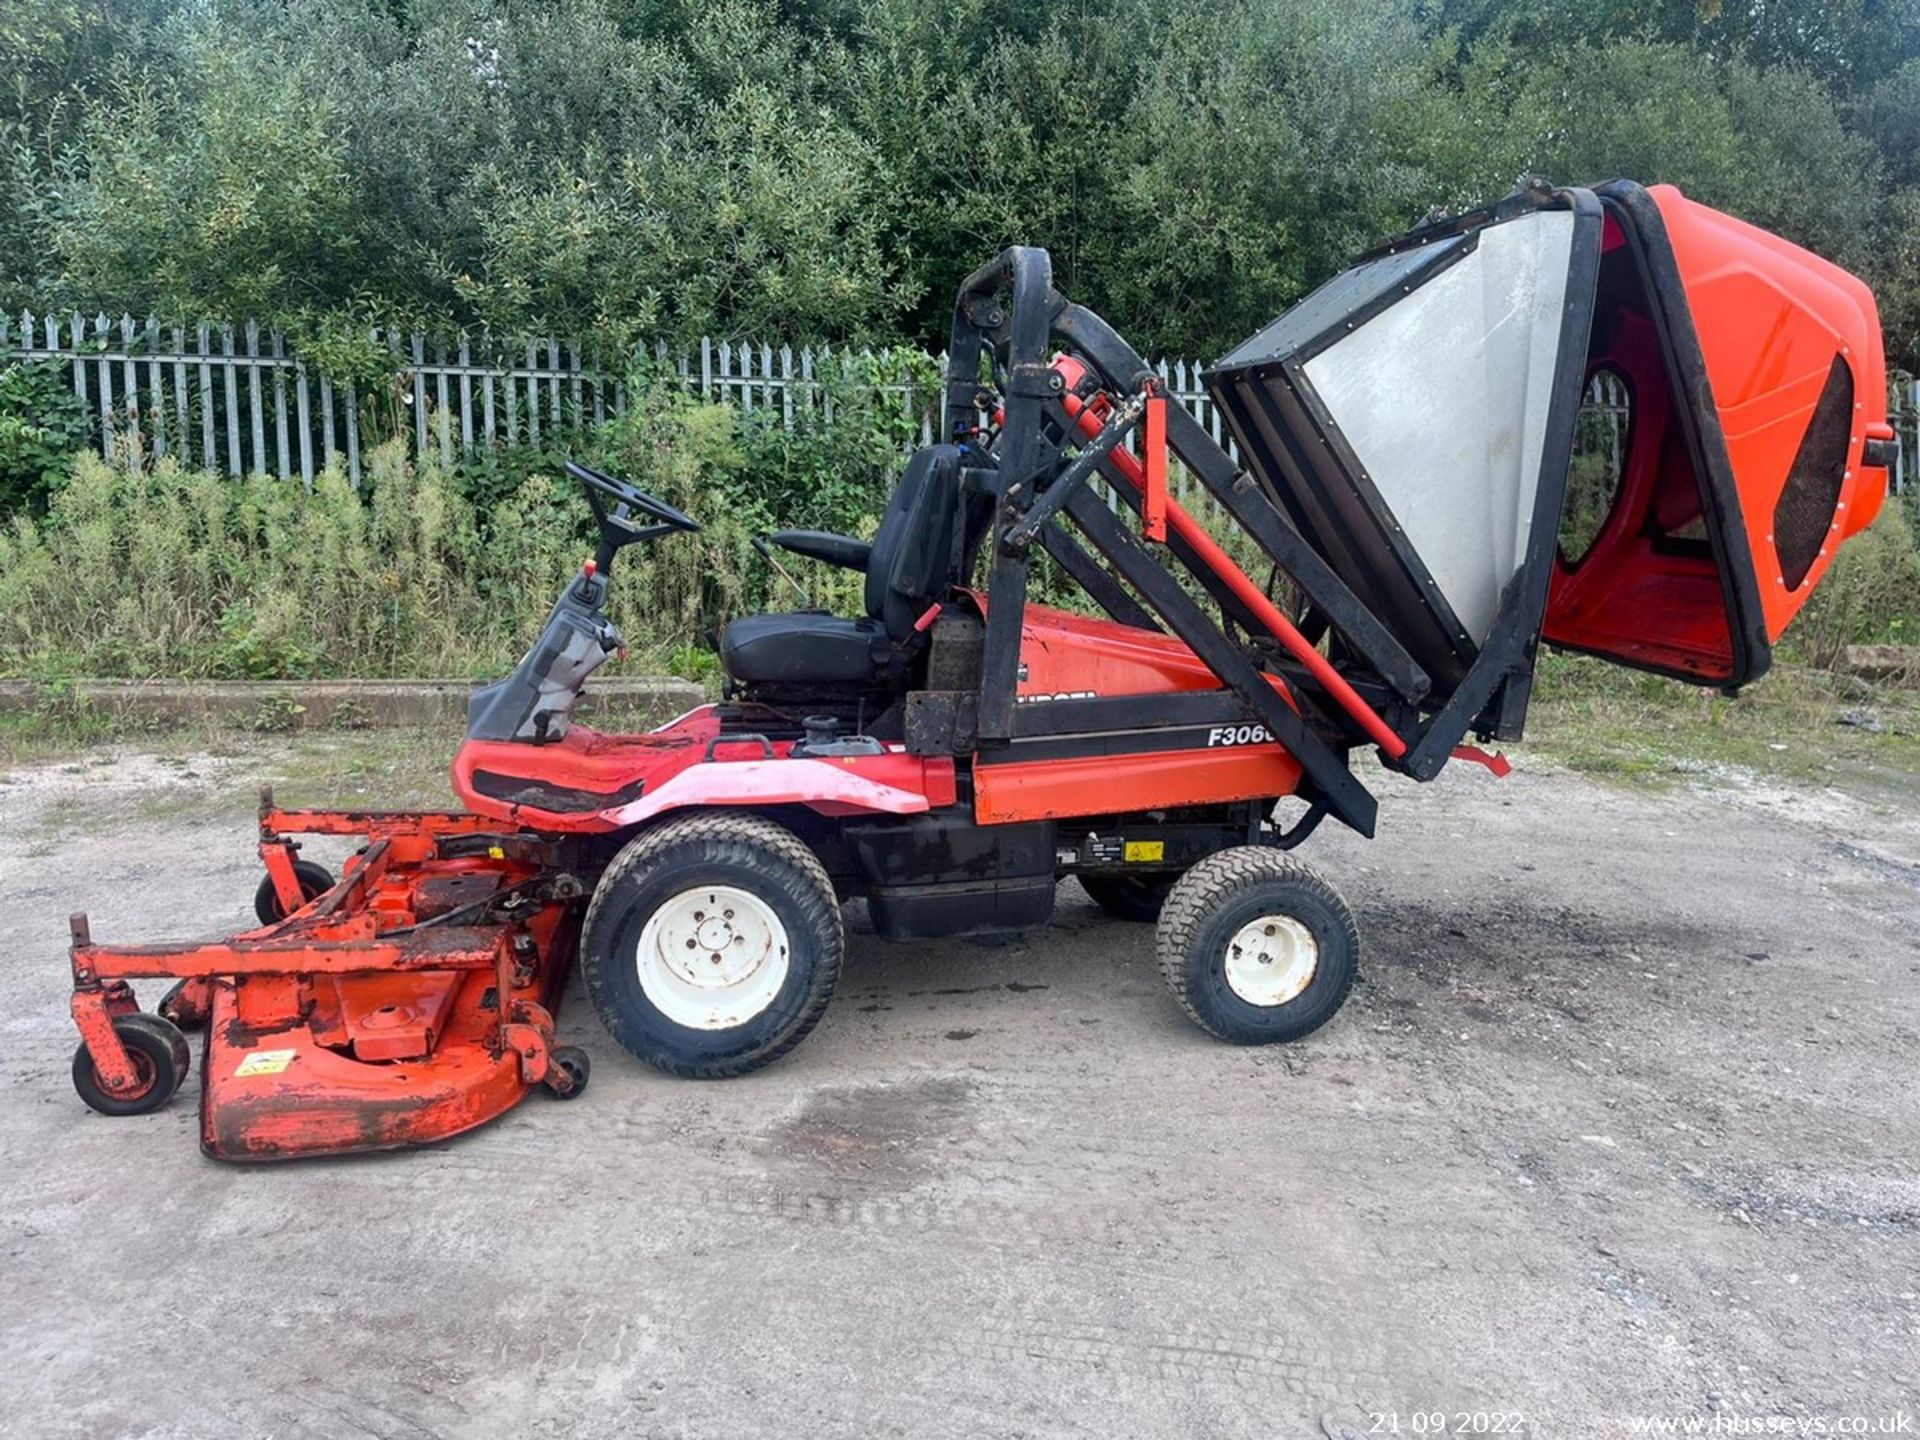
[826,889,1180,1031]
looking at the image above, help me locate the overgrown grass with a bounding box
[0,372,913,683]
[1527,649,1920,795]
[5,379,1920,803]
[0,441,588,680]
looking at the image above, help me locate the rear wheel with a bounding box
[1155,849,1357,1045]
[72,1013,191,1117]
[581,813,843,1078]
[1079,871,1181,923]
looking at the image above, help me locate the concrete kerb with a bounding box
[0,677,707,731]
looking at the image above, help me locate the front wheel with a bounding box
[1155,849,1358,1045]
[580,813,843,1078]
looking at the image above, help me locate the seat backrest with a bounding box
[865,444,961,638]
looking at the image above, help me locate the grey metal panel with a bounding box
[1214,237,1466,371]
[1302,209,1576,643]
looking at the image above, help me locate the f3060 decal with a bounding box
[1207,723,1276,747]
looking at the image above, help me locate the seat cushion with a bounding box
[721,612,889,685]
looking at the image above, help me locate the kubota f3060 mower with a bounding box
[65,179,1892,1160]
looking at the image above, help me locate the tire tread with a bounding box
[581,811,842,1078]
[1155,848,1359,1041]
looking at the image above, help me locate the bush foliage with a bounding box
[2,0,1918,366]
[0,359,89,512]
[6,412,1910,684]
[0,374,920,680]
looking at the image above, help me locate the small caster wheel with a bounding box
[156,978,211,1032]
[72,1013,191,1116]
[253,859,335,925]
[546,1046,590,1099]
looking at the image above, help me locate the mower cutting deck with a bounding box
[64,177,1892,1160]
[68,798,590,1159]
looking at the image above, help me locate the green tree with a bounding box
[49,19,375,320]
[0,0,1915,367]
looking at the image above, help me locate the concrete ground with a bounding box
[1,740,1916,1438]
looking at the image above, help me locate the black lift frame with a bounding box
[929,183,1606,838]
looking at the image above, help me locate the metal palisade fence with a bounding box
[0,310,1232,491]
[3,309,1916,496]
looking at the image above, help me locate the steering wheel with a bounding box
[566,460,701,546]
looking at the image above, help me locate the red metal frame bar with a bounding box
[73,927,509,980]
[1142,388,1169,544]
[1062,390,1409,760]
[253,790,506,916]
[262,806,506,839]
[310,838,391,918]
[261,837,305,914]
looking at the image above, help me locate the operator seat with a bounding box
[722,444,962,687]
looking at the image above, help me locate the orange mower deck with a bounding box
[67,795,590,1161]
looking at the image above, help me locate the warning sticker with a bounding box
[233,1048,297,1078]
[1124,840,1165,863]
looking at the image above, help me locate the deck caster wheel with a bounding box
[1155,849,1357,1045]
[1079,871,1181,923]
[156,978,211,1032]
[582,812,843,1079]
[253,859,335,925]
[72,1013,191,1117]
[546,1046,591,1099]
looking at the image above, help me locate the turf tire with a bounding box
[581,812,843,1078]
[1079,871,1181,923]
[1155,848,1358,1045]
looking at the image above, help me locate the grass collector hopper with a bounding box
[1206,177,1891,761]
[63,179,1894,1160]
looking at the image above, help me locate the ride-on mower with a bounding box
[65,179,1893,1160]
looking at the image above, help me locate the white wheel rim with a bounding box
[1223,914,1319,1007]
[636,884,791,1030]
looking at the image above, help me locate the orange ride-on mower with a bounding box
[66,178,1892,1159]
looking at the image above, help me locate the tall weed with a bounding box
[1784,501,1920,665]
[0,434,715,679]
